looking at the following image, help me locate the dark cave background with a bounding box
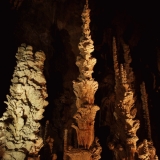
[1,0,160,159]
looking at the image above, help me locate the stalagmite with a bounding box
[110,38,139,159]
[138,83,158,159]
[0,44,48,160]
[140,82,152,140]
[121,39,135,88]
[137,139,158,160]
[110,38,159,160]
[63,129,68,160]
[43,120,50,145]
[65,0,102,159]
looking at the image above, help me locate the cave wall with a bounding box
[0,0,160,159]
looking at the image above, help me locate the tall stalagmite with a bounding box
[0,44,48,160]
[65,0,102,160]
[109,37,139,159]
[109,38,159,160]
[137,82,158,159]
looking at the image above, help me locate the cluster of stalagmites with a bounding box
[65,1,102,160]
[137,139,158,160]
[140,82,152,140]
[138,83,158,159]
[109,37,158,160]
[111,37,139,159]
[0,44,48,160]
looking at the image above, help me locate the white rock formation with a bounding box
[0,44,48,160]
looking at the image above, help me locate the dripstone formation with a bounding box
[0,44,48,160]
[64,0,102,160]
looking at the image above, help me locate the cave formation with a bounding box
[0,0,160,159]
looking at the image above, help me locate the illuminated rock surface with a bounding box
[65,0,102,160]
[0,44,48,160]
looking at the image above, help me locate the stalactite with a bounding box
[65,0,101,159]
[0,44,48,160]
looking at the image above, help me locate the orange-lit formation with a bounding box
[65,0,102,160]
[107,37,158,160]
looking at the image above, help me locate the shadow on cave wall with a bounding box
[39,26,79,159]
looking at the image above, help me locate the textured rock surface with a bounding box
[108,37,139,159]
[0,44,48,159]
[66,1,101,160]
